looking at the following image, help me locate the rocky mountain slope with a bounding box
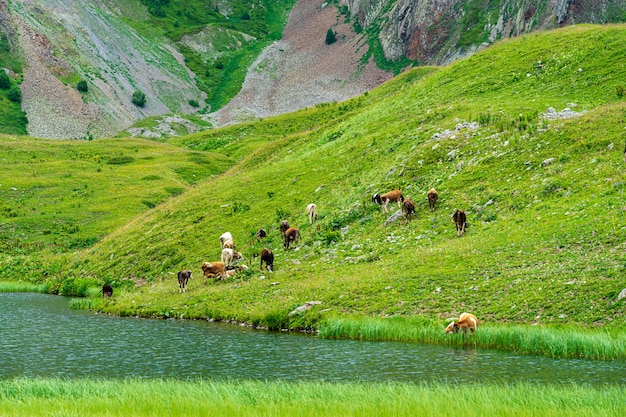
[346,0,626,64]
[0,0,204,139]
[1,0,625,138]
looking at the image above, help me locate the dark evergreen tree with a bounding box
[325,28,336,45]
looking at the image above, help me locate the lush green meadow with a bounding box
[0,378,624,417]
[1,25,625,360]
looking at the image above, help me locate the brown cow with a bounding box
[201,261,227,281]
[445,312,479,334]
[402,198,415,222]
[102,283,113,298]
[427,188,438,212]
[372,189,404,214]
[283,227,300,250]
[452,209,466,236]
[260,248,274,272]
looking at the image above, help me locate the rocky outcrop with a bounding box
[343,0,626,65]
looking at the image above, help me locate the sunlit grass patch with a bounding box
[319,316,626,360]
[0,378,623,417]
[0,282,48,293]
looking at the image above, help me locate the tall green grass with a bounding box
[0,282,48,293]
[318,317,626,360]
[0,378,623,417]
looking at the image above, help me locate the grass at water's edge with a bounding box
[0,378,624,417]
[0,282,48,293]
[318,316,626,361]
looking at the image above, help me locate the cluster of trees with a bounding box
[140,0,170,18]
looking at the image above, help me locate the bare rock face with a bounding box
[344,0,626,65]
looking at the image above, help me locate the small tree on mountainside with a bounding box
[132,90,146,107]
[76,80,88,92]
[7,87,21,103]
[325,28,336,45]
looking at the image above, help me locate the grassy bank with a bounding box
[0,282,48,293]
[0,378,623,417]
[319,316,626,360]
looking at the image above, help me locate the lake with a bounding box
[1,293,624,385]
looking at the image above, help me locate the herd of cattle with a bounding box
[102,188,478,334]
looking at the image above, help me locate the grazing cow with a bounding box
[452,209,467,236]
[177,270,192,293]
[256,229,267,240]
[221,248,243,267]
[219,232,236,250]
[260,248,274,272]
[445,312,479,334]
[224,265,249,278]
[306,203,318,225]
[427,188,438,212]
[372,189,404,214]
[284,227,300,250]
[402,198,415,222]
[279,220,290,236]
[102,283,113,298]
[201,261,227,281]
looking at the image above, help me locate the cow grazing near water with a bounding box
[445,312,479,334]
[427,188,438,211]
[452,209,466,236]
[260,248,274,272]
[102,283,113,298]
[177,270,192,293]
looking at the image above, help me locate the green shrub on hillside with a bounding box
[7,87,21,103]
[106,156,135,165]
[0,70,9,89]
[132,90,146,107]
[59,277,100,297]
[76,80,88,92]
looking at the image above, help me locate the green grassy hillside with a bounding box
[2,25,625,339]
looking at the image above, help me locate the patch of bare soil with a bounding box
[209,0,393,127]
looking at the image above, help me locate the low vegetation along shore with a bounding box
[0,378,624,417]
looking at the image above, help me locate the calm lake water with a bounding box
[1,293,624,385]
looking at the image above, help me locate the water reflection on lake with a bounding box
[1,293,624,385]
